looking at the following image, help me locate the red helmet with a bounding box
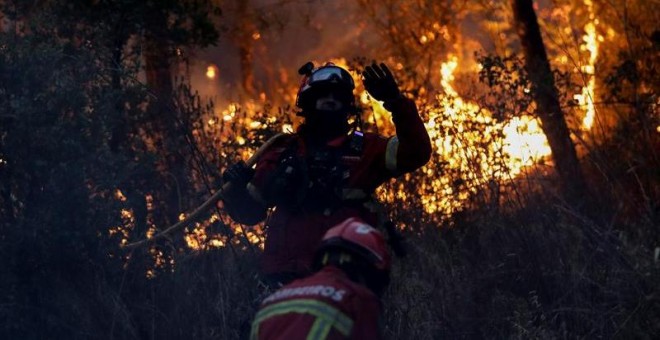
[318,217,391,272]
[295,62,355,111]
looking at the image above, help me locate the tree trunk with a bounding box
[511,0,589,204]
[144,41,173,101]
[143,11,190,225]
[109,29,128,153]
[236,0,255,95]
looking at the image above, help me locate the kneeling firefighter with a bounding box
[222,61,431,287]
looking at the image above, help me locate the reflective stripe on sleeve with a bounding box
[385,136,399,172]
[250,298,353,340]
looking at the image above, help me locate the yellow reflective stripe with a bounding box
[385,136,399,172]
[308,318,333,340]
[250,321,259,340]
[252,299,353,338]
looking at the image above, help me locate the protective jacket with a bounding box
[227,97,431,278]
[250,265,382,340]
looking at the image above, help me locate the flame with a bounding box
[574,0,605,130]
[502,116,552,174]
[404,55,551,215]
[206,65,217,79]
[438,56,551,176]
[183,216,266,251]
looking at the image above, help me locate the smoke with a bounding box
[188,0,560,108]
[191,0,379,106]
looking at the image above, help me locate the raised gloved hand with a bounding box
[222,161,255,186]
[362,62,402,103]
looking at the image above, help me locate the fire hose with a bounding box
[122,133,286,249]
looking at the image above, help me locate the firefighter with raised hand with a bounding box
[250,217,391,339]
[222,61,431,287]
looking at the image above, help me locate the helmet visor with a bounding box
[308,67,355,89]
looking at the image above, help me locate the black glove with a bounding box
[222,161,255,186]
[362,62,401,103]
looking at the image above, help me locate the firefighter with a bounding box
[250,217,391,339]
[222,61,431,287]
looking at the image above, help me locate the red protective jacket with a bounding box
[229,97,431,277]
[250,266,383,340]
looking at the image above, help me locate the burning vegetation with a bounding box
[125,0,610,250]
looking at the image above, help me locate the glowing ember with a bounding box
[184,223,207,250]
[209,238,225,247]
[120,208,134,221]
[114,189,127,202]
[206,65,217,79]
[146,226,156,240]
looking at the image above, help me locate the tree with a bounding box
[0,1,223,337]
[511,0,589,203]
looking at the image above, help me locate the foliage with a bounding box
[355,0,459,102]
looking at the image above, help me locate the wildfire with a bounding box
[116,0,614,251]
